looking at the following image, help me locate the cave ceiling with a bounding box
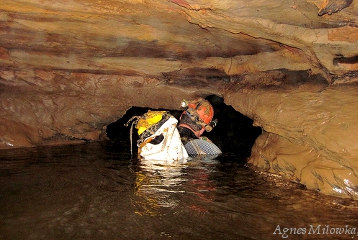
[1,0,357,83]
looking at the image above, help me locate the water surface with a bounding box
[1,141,358,239]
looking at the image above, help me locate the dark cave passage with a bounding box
[106,95,262,159]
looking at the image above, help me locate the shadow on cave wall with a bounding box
[106,95,262,160]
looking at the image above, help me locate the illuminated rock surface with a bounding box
[1,0,358,198]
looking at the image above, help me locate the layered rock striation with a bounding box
[1,0,358,198]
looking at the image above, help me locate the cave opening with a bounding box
[106,95,262,161]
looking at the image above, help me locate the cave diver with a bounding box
[125,97,221,162]
[177,97,221,156]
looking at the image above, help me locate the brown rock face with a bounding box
[1,0,358,199]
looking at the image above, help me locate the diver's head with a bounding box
[179,98,216,137]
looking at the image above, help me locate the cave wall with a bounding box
[224,84,358,199]
[1,0,358,199]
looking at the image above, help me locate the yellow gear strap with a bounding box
[136,110,166,135]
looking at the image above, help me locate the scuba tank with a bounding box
[125,110,189,162]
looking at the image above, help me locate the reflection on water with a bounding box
[1,142,358,239]
[134,156,218,216]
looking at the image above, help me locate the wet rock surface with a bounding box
[1,0,358,199]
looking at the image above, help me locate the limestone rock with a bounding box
[317,0,353,16]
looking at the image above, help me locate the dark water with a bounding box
[1,142,358,240]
